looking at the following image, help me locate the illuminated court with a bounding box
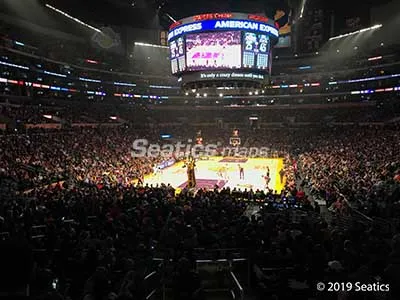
[145,157,285,193]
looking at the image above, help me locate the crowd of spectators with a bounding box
[3,97,399,132]
[0,124,399,300]
[298,126,400,217]
[0,105,62,124]
[0,127,164,191]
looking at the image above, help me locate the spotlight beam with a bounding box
[134,42,168,49]
[329,24,382,41]
[165,13,177,23]
[299,0,307,18]
[45,4,103,34]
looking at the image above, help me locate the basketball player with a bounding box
[153,165,160,178]
[279,168,285,183]
[137,171,144,186]
[263,173,271,190]
[217,167,223,180]
[216,167,223,186]
[263,166,271,189]
[224,164,230,180]
[217,165,226,180]
[239,164,244,180]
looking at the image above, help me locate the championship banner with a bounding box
[274,9,291,48]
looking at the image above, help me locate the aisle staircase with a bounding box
[144,254,253,300]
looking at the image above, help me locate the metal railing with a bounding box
[150,255,248,300]
[230,271,244,300]
[143,262,165,300]
[196,258,247,264]
[143,270,161,300]
[194,256,250,289]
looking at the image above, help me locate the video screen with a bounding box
[170,37,185,73]
[242,32,270,70]
[186,31,241,71]
[170,40,178,59]
[177,56,186,72]
[171,59,178,74]
[170,37,184,58]
[176,37,184,57]
[256,34,269,69]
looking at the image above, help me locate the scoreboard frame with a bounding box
[168,12,279,82]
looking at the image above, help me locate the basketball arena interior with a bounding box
[0,0,399,299]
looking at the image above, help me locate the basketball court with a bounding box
[145,157,285,193]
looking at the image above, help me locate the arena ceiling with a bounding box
[4,0,395,30]
[40,0,393,28]
[39,0,295,29]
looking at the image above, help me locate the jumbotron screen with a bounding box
[168,13,279,77]
[186,31,242,70]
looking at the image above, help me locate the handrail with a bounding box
[143,270,160,300]
[145,289,157,300]
[230,271,244,300]
[230,289,236,299]
[334,186,373,222]
[232,258,247,262]
[31,225,46,229]
[152,258,164,261]
[196,258,247,263]
[351,207,373,222]
[144,271,157,281]
[31,235,46,239]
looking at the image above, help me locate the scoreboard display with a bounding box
[168,13,279,77]
[169,37,186,73]
[186,31,242,71]
[242,32,270,70]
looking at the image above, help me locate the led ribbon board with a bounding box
[168,19,279,42]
